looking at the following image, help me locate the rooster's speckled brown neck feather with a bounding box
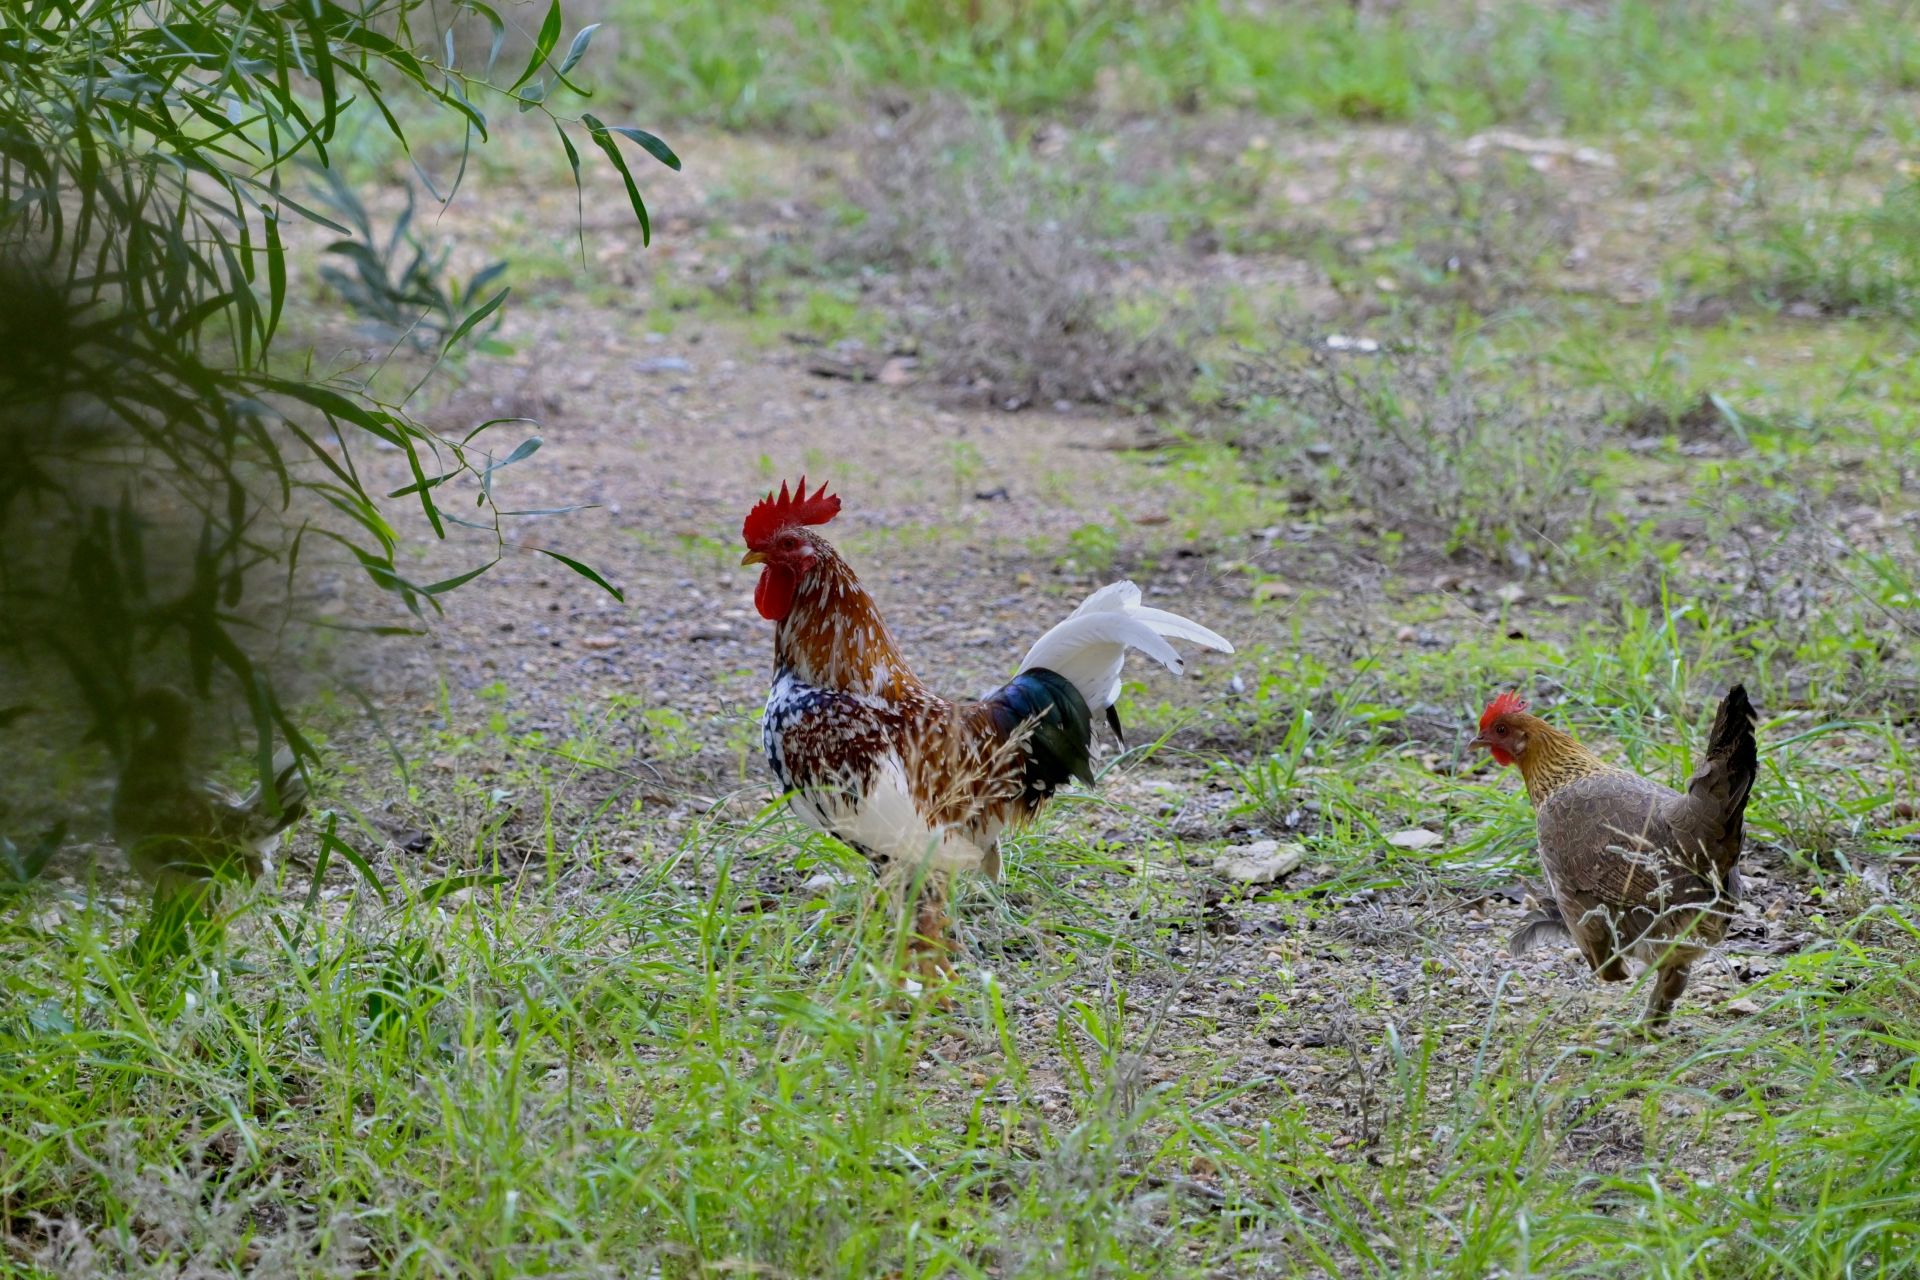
[773,551,923,698]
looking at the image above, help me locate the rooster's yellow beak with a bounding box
[740,550,768,566]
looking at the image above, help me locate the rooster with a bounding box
[742,478,1233,980]
[1472,686,1758,1032]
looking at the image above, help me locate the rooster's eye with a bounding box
[1496,724,1508,736]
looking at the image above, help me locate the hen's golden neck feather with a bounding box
[1511,714,1613,805]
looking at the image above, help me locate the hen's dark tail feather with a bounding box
[1694,682,1759,859]
[1510,900,1573,957]
[984,667,1095,804]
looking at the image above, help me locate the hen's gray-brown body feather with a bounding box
[1534,769,1738,982]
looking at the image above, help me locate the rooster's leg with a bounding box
[906,871,956,985]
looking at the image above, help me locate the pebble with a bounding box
[1213,840,1306,884]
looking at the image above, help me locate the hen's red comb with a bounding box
[1480,690,1529,733]
[743,476,841,550]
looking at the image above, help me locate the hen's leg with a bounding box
[1564,893,1630,981]
[1638,962,1691,1034]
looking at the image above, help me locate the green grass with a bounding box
[5,473,1917,1273]
[5,655,1918,1275]
[608,0,1920,147]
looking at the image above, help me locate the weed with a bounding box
[1743,177,1920,319]
[1329,134,1578,309]
[1060,521,1121,575]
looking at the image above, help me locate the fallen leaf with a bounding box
[1461,129,1617,170]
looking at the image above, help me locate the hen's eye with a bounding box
[1496,724,1509,736]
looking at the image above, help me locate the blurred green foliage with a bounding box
[0,0,676,759]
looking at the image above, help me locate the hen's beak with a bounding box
[1468,732,1493,752]
[740,550,768,566]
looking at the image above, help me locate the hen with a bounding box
[742,478,1233,979]
[1473,685,1758,1032]
[113,687,307,950]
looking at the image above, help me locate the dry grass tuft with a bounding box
[835,102,1207,410]
[1219,338,1602,566]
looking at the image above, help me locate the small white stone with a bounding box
[1212,840,1306,884]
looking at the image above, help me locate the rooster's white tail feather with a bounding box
[1127,605,1235,649]
[1018,580,1233,714]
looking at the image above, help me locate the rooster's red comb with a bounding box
[743,476,841,550]
[1479,690,1530,734]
